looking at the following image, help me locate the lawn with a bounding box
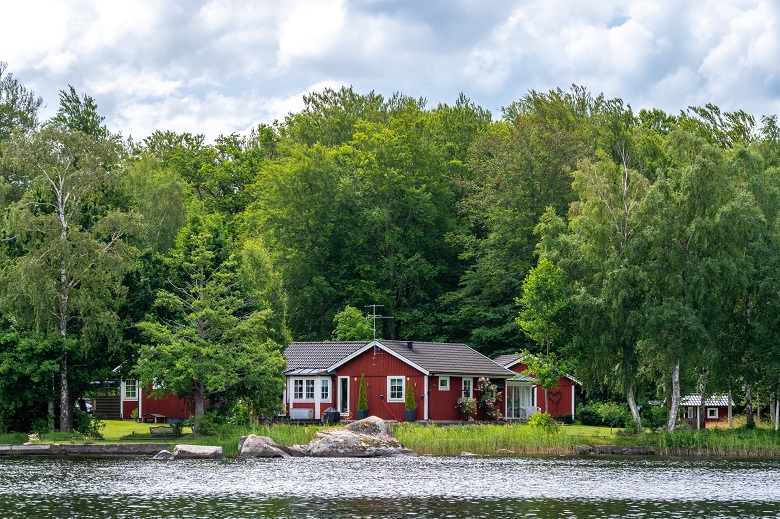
[101,420,193,441]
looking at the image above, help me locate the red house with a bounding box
[283,340,521,422]
[119,380,192,423]
[680,394,733,426]
[493,354,581,420]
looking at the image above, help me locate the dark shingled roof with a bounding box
[376,341,514,377]
[284,341,367,374]
[493,354,521,368]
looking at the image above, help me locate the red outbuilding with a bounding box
[494,354,581,420]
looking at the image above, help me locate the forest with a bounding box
[1,60,779,434]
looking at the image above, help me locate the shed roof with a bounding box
[680,394,734,407]
[283,341,366,375]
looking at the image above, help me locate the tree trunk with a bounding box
[627,383,642,432]
[775,389,779,432]
[667,360,680,433]
[771,392,777,432]
[59,354,71,432]
[697,371,707,431]
[728,388,733,429]
[193,387,206,434]
[745,381,754,428]
[47,392,56,433]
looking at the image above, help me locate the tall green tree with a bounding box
[0,62,41,142]
[135,210,287,431]
[2,124,134,432]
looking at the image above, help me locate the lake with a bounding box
[2,455,779,518]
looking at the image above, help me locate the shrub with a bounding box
[357,374,368,410]
[528,412,558,433]
[405,380,416,410]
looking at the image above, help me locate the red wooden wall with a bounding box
[508,363,577,418]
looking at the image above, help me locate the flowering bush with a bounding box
[456,397,477,417]
[476,377,503,420]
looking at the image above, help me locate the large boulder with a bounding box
[303,416,416,457]
[170,444,224,460]
[238,435,290,458]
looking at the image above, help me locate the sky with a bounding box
[2,0,779,142]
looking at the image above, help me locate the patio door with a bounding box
[506,383,532,419]
[339,377,349,414]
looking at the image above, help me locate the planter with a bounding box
[404,409,417,423]
[356,409,369,420]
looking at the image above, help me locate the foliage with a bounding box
[456,397,477,417]
[476,377,503,420]
[73,411,106,440]
[405,379,417,410]
[577,401,632,429]
[357,374,368,410]
[332,306,373,341]
[527,412,559,433]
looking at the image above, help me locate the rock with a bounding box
[152,449,174,460]
[496,449,515,456]
[303,415,416,457]
[238,435,290,458]
[171,444,224,460]
[279,444,306,457]
[460,451,477,457]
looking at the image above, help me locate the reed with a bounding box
[638,428,780,456]
[393,422,586,456]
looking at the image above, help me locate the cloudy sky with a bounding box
[2,0,779,141]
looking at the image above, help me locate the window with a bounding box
[321,379,330,401]
[707,407,718,419]
[305,379,315,400]
[294,380,304,400]
[388,377,404,401]
[462,378,472,398]
[439,376,450,391]
[124,380,137,399]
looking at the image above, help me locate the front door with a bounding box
[339,377,349,414]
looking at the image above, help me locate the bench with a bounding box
[149,425,179,437]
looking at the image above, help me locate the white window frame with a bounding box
[124,380,137,399]
[321,379,331,402]
[439,376,450,391]
[387,376,405,402]
[293,379,304,400]
[461,378,472,398]
[707,407,718,419]
[305,379,315,400]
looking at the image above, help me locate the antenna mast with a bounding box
[365,304,393,341]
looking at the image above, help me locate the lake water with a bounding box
[2,455,780,518]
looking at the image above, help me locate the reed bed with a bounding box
[638,428,780,457]
[393,422,586,456]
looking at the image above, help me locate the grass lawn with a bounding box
[101,420,193,442]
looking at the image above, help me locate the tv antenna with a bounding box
[365,304,393,341]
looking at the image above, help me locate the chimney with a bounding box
[407,341,414,350]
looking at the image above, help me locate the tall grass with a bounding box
[638,428,780,456]
[393,423,585,456]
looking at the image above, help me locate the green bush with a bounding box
[640,403,668,429]
[405,379,416,410]
[528,412,559,433]
[576,401,632,428]
[357,374,368,411]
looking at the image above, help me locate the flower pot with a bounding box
[356,409,369,420]
[404,409,417,423]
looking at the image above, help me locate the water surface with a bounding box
[2,456,779,517]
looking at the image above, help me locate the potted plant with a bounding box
[456,396,477,421]
[404,379,417,422]
[356,374,369,419]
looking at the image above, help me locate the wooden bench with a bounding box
[149,425,179,437]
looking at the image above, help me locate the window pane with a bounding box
[462,379,471,398]
[294,380,303,399]
[390,378,403,400]
[125,380,137,399]
[321,379,329,400]
[305,380,315,399]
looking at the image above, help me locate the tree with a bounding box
[134,210,287,432]
[332,306,373,341]
[50,85,108,138]
[0,62,42,141]
[2,125,133,432]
